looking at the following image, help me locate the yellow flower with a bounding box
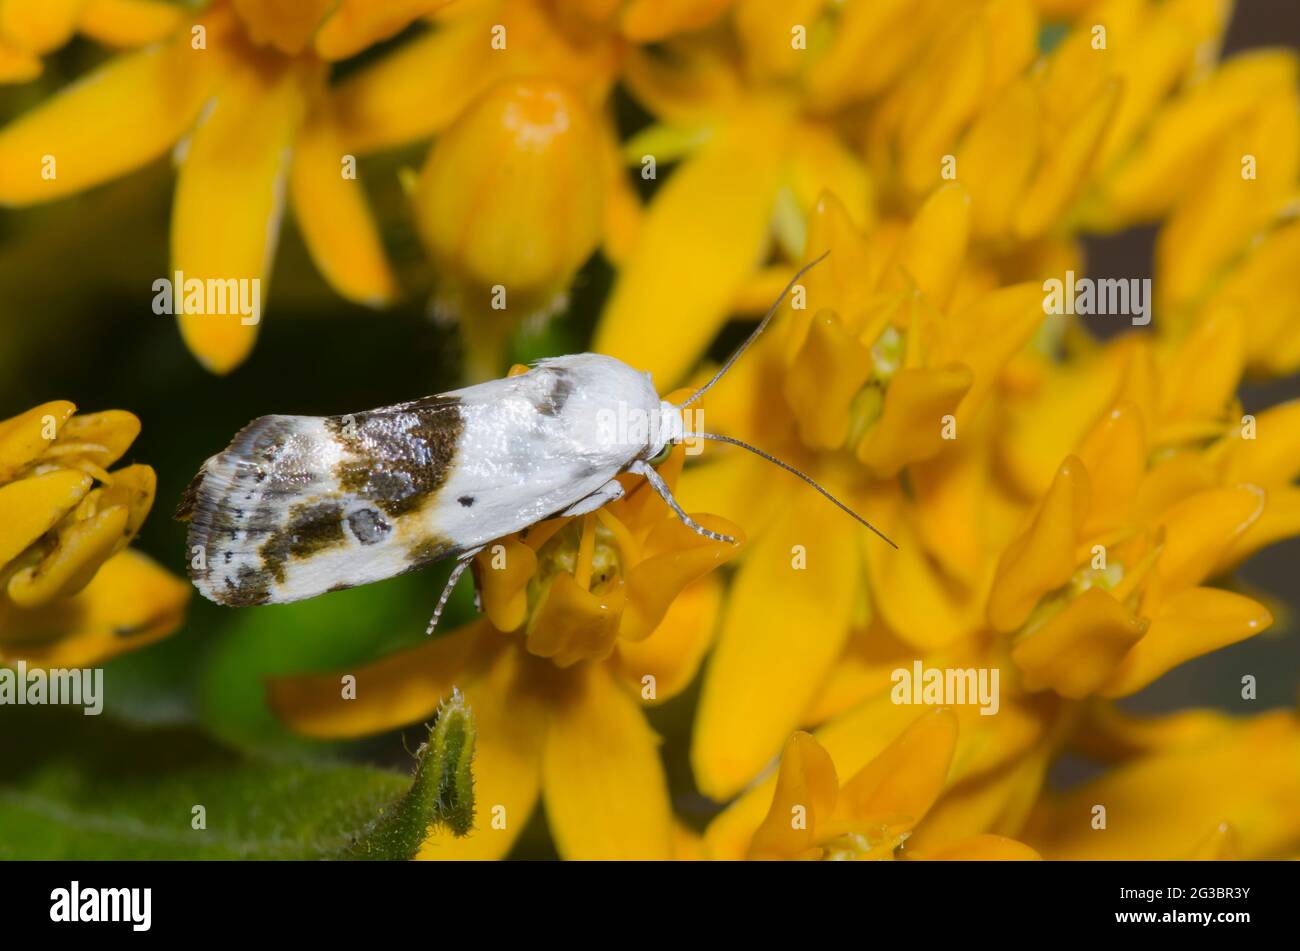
[1023,710,1300,860]
[267,445,741,859]
[0,400,188,667]
[746,711,1041,861]
[412,79,612,379]
[0,0,181,83]
[0,0,407,374]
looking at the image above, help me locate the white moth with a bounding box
[177,253,895,634]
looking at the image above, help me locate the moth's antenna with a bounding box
[679,250,830,409]
[696,432,898,548]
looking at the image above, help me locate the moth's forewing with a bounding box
[181,356,658,606]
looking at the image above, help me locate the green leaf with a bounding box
[0,702,475,860]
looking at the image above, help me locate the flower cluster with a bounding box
[0,401,187,667]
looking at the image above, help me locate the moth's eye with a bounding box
[648,444,672,466]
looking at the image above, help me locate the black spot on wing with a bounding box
[458,496,474,508]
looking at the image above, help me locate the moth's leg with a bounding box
[629,461,737,544]
[557,478,624,518]
[426,545,486,637]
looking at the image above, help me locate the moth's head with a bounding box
[645,400,685,466]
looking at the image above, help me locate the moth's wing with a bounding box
[180,396,468,606]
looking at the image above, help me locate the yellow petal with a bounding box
[783,310,874,450]
[1102,587,1272,697]
[692,490,858,800]
[747,732,839,860]
[1012,588,1147,698]
[619,0,733,41]
[542,662,673,859]
[231,0,329,55]
[0,33,40,82]
[1025,711,1300,859]
[1217,399,1300,486]
[620,512,741,642]
[475,536,538,633]
[613,577,720,704]
[1070,701,1238,762]
[1157,302,1244,426]
[945,282,1045,427]
[1151,484,1264,594]
[315,0,451,60]
[988,455,1090,632]
[290,97,397,307]
[419,642,547,860]
[856,364,973,478]
[0,0,81,54]
[909,834,1041,861]
[82,462,155,549]
[885,183,970,308]
[1014,78,1120,240]
[595,100,790,388]
[0,549,188,667]
[957,79,1040,239]
[0,400,75,478]
[1076,401,1146,536]
[833,707,957,832]
[0,469,92,569]
[78,0,183,47]
[0,28,224,205]
[50,409,140,469]
[1187,822,1239,861]
[525,571,625,668]
[268,622,485,739]
[7,505,128,607]
[172,55,308,374]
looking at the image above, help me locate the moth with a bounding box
[177,253,895,635]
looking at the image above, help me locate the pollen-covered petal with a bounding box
[172,56,309,375]
[78,0,184,47]
[856,364,973,478]
[0,30,223,205]
[1011,588,1147,698]
[988,455,1090,632]
[0,469,92,570]
[1102,588,1272,698]
[542,662,673,860]
[613,577,720,704]
[1024,712,1300,859]
[620,512,741,643]
[418,643,547,861]
[692,492,858,800]
[747,732,839,860]
[595,100,790,388]
[268,622,484,739]
[0,400,75,479]
[0,549,188,667]
[290,97,397,308]
[907,834,1041,861]
[7,505,128,608]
